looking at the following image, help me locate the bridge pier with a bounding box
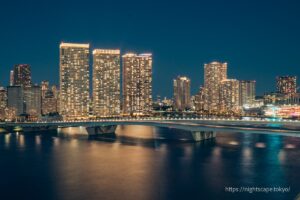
[191,131,216,142]
[86,125,117,135]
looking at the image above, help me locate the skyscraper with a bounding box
[122,53,152,116]
[276,76,297,95]
[10,70,14,86]
[7,86,24,116]
[13,64,32,87]
[93,49,121,117]
[220,79,240,114]
[239,80,256,106]
[173,76,191,111]
[23,85,41,117]
[59,42,90,119]
[204,62,227,113]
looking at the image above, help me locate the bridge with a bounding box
[1,118,300,141]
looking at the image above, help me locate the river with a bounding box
[0,125,299,200]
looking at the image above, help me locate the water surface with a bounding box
[0,125,299,200]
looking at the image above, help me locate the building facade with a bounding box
[41,81,58,115]
[276,76,297,95]
[239,80,256,107]
[59,42,90,119]
[173,76,191,111]
[220,79,240,115]
[93,49,120,117]
[204,61,227,113]
[23,85,41,117]
[10,70,14,86]
[41,80,49,98]
[122,53,152,116]
[42,90,58,115]
[194,86,207,113]
[13,64,32,87]
[0,87,7,110]
[263,92,300,105]
[7,86,24,116]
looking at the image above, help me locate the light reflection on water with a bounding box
[0,126,300,200]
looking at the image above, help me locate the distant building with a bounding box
[122,53,152,116]
[9,70,14,86]
[194,86,207,113]
[23,85,41,117]
[93,49,121,117]
[41,80,49,98]
[51,85,58,98]
[173,76,191,111]
[8,65,41,119]
[276,76,297,95]
[263,92,300,105]
[190,95,196,110]
[204,62,227,113]
[13,64,32,87]
[42,90,58,115]
[0,87,7,110]
[40,81,58,115]
[162,97,173,107]
[220,79,240,115]
[264,105,300,119]
[52,85,59,113]
[7,86,24,116]
[59,42,90,119]
[239,80,256,106]
[0,87,7,120]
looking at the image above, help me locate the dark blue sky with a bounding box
[1,0,300,97]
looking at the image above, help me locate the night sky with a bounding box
[1,0,300,97]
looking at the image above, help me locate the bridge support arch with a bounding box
[191,131,216,141]
[86,125,117,135]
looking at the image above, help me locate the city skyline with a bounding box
[1,0,300,97]
[1,1,300,200]
[0,45,298,99]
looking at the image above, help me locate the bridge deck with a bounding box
[1,118,300,136]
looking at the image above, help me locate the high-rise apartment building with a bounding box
[173,76,191,111]
[204,62,227,113]
[220,79,240,114]
[239,80,256,106]
[276,76,297,95]
[13,64,32,87]
[93,49,120,117]
[122,53,152,116]
[59,42,90,119]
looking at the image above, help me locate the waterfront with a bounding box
[0,126,300,200]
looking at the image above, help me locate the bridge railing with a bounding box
[2,116,300,125]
